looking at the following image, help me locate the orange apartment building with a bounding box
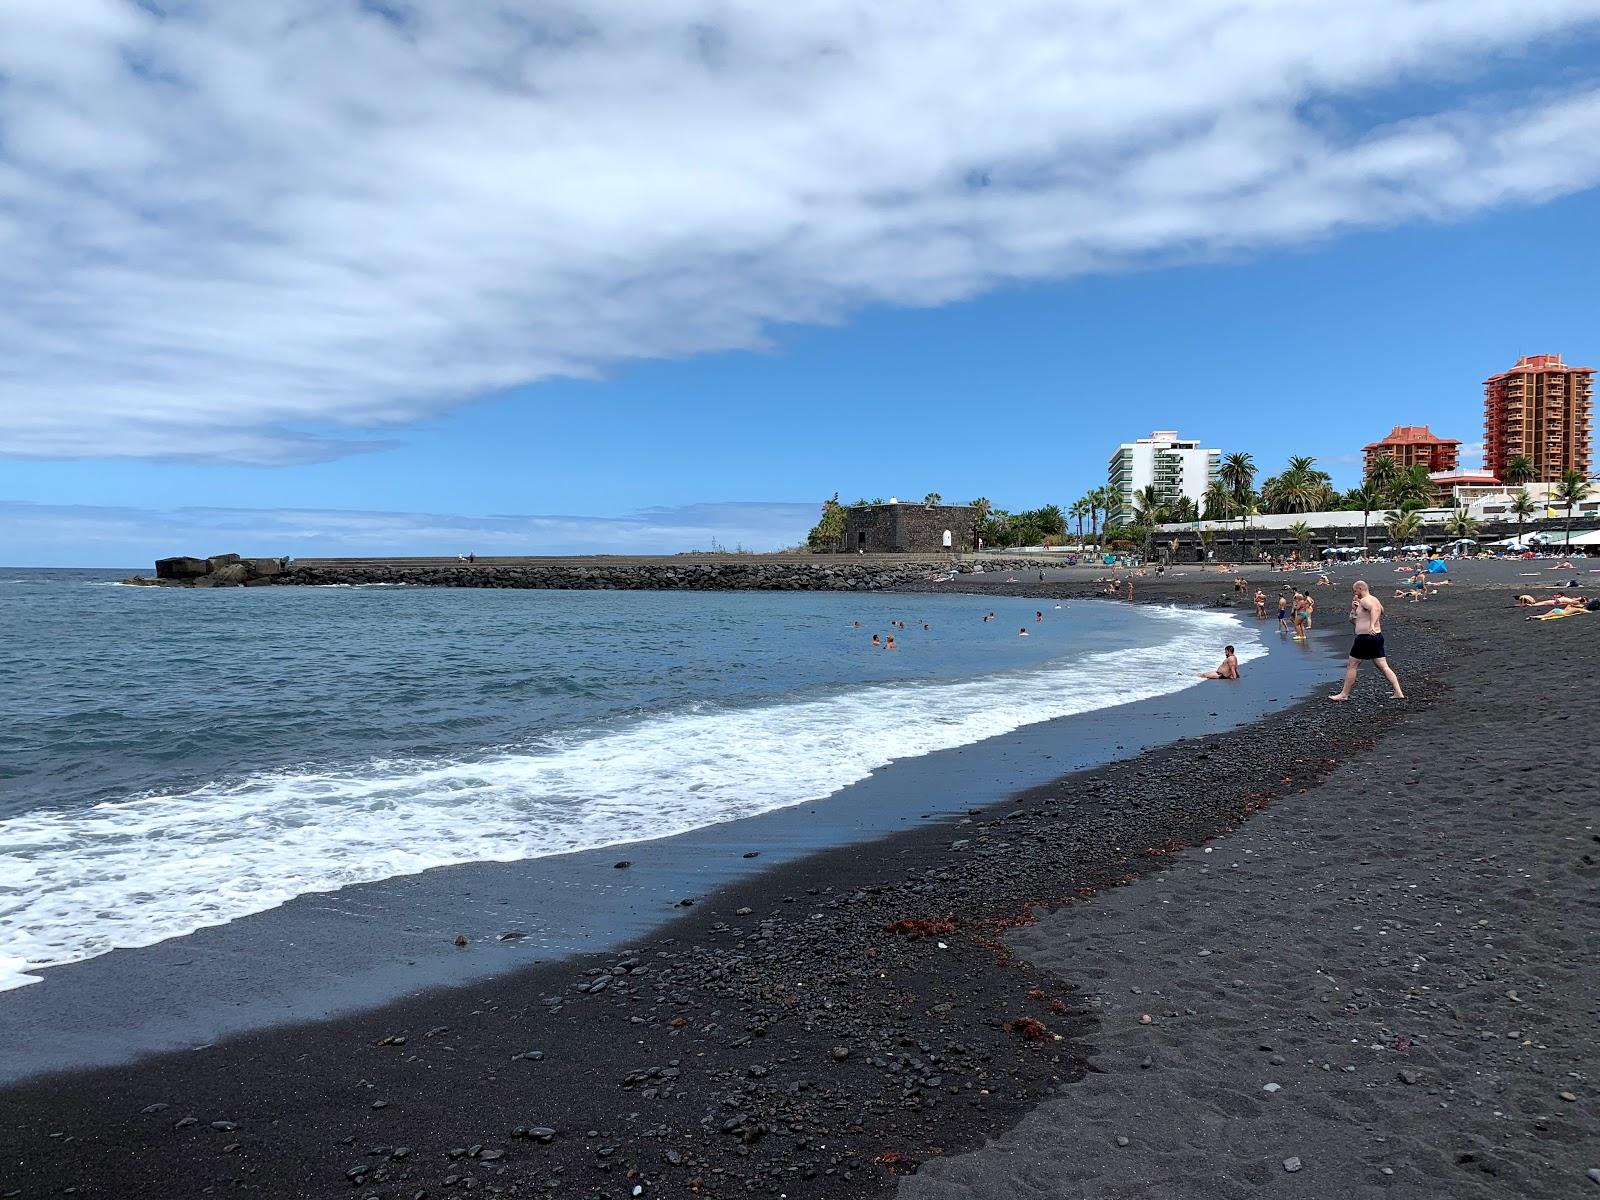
[1363,425,1461,477]
[1483,353,1594,483]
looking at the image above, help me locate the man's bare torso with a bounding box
[1353,594,1383,635]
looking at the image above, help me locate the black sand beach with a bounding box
[2,562,1596,1198]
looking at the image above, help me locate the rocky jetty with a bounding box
[123,554,289,587]
[125,555,1020,591]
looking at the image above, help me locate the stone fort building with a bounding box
[839,501,978,553]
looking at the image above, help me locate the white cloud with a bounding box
[0,498,816,567]
[2,1,1599,462]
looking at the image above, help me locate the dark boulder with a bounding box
[155,556,208,580]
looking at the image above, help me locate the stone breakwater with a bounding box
[125,555,1021,592]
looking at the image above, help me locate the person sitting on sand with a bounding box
[1317,574,1330,586]
[1198,645,1240,680]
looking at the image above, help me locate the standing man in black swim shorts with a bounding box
[1329,580,1404,701]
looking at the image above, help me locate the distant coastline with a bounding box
[123,552,1044,591]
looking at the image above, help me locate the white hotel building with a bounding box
[1107,431,1220,525]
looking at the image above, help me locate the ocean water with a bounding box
[0,569,1261,992]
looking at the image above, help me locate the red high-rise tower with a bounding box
[1483,354,1594,483]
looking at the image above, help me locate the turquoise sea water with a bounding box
[0,569,1257,990]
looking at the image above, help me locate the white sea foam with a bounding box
[0,606,1256,990]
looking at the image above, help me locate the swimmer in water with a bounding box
[870,634,881,648]
[1035,611,1043,621]
[1018,627,1029,637]
[885,635,898,649]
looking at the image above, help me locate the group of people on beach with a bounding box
[1199,579,1403,701]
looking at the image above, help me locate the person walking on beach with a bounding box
[1277,592,1290,633]
[1303,592,1316,630]
[1254,589,1267,619]
[1329,581,1404,701]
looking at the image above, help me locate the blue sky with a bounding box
[3,2,1599,565]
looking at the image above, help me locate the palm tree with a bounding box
[1367,453,1400,500]
[1169,495,1199,525]
[1386,463,1434,511]
[969,497,992,550]
[1237,488,1261,560]
[1093,486,1118,547]
[1288,520,1311,560]
[1203,480,1234,522]
[1349,481,1383,554]
[1035,504,1066,538]
[1385,509,1423,546]
[1555,469,1592,546]
[1068,498,1089,550]
[1081,490,1102,550]
[1510,489,1536,546]
[1503,455,1534,487]
[1131,485,1168,526]
[922,492,942,507]
[1445,508,1481,548]
[1220,452,1256,505]
[1262,455,1336,514]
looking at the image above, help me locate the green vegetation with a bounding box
[1510,489,1536,544]
[805,494,848,550]
[1445,508,1481,543]
[1503,455,1534,486]
[1260,456,1336,514]
[1384,509,1423,544]
[1555,469,1592,543]
[802,492,1073,552]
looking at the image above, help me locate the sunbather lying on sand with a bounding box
[1527,605,1590,621]
[1519,594,1586,607]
